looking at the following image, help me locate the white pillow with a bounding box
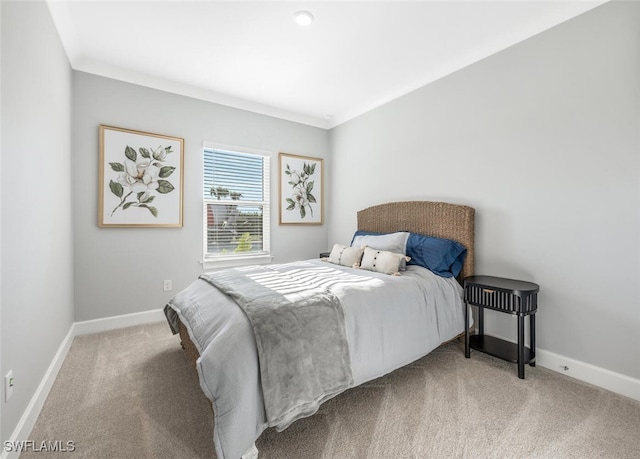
[351,232,409,255]
[327,244,365,268]
[359,247,411,275]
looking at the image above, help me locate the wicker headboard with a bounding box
[357,201,475,282]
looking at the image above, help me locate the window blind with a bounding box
[203,145,270,260]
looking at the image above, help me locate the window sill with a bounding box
[201,254,273,270]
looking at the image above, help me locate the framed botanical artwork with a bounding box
[99,125,184,227]
[279,152,324,225]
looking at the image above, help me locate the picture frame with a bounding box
[279,152,324,225]
[99,125,184,227]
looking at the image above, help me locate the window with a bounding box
[203,144,271,266]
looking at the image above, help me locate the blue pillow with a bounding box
[406,233,467,278]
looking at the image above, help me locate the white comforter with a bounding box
[165,259,467,459]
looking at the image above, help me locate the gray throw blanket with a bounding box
[200,264,353,430]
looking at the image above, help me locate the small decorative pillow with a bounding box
[327,244,365,268]
[360,246,411,275]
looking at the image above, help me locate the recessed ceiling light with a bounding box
[294,10,314,27]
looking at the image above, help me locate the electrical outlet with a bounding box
[5,370,14,402]
[163,280,172,292]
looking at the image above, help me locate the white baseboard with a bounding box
[536,348,640,402]
[73,308,165,336]
[485,332,640,402]
[1,309,165,459]
[1,326,74,459]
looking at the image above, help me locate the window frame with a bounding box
[201,142,272,269]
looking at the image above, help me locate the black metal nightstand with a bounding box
[464,275,539,379]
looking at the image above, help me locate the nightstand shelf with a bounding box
[468,335,533,364]
[464,275,539,379]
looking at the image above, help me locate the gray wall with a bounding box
[1,0,74,442]
[329,1,640,379]
[73,72,330,321]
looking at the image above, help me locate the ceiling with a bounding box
[46,0,607,129]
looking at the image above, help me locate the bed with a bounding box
[164,200,475,459]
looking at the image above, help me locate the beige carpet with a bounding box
[22,322,640,459]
